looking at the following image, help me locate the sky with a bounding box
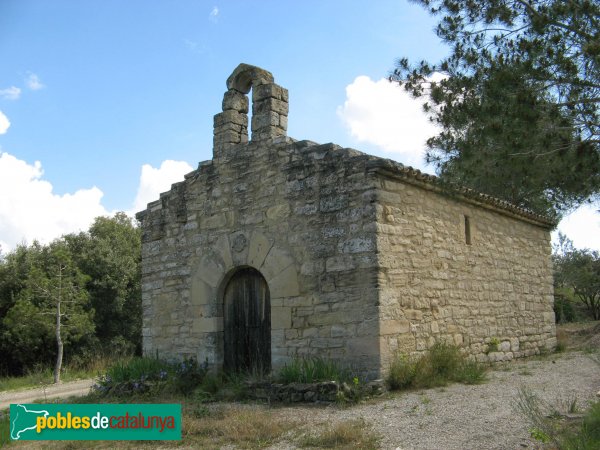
[0,0,598,253]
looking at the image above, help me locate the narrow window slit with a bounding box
[464,215,472,245]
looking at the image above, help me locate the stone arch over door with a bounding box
[223,267,270,373]
[189,230,299,371]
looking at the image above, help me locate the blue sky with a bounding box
[0,0,598,251]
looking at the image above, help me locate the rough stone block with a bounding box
[190,277,214,306]
[268,265,300,298]
[272,307,292,330]
[380,319,410,335]
[261,246,295,281]
[247,231,272,268]
[347,337,379,356]
[196,254,226,288]
[192,317,223,333]
[222,89,249,113]
[214,110,248,127]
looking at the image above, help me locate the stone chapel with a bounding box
[136,64,557,378]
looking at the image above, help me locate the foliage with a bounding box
[0,240,96,377]
[92,356,207,397]
[387,341,487,390]
[0,213,141,377]
[554,293,577,323]
[65,212,142,354]
[0,355,114,392]
[277,357,353,384]
[391,0,600,218]
[553,233,600,320]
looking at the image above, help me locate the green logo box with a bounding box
[10,403,181,440]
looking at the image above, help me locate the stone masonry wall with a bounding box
[138,139,384,376]
[374,172,557,371]
[138,64,557,380]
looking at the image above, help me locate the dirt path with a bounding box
[0,378,95,410]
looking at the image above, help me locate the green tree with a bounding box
[391,0,600,218]
[0,241,95,376]
[554,234,600,320]
[66,212,142,355]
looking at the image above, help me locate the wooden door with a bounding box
[223,268,271,373]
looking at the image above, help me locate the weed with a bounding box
[486,337,500,354]
[387,354,416,390]
[277,357,352,384]
[529,427,551,443]
[514,387,600,449]
[387,342,487,391]
[457,359,488,384]
[184,406,295,448]
[298,418,379,449]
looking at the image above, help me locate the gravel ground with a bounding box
[270,351,600,450]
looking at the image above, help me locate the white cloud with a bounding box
[209,6,219,22]
[25,73,44,90]
[337,75,441,169]
[131,160,194,213]
[0,111,10,134]
[0,86,21,100]
[0,152,108,251]
[553,204,600,251]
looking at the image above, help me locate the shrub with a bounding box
[554,294,576,323]
[387,354,417,390]
[387,342,487,391]
[456,359,488,385]
[92,356,206,397]
[174,357,208,395]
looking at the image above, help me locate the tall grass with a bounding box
[277,357,353,384]
[0,355,118,392]
[387,342,487,391]
[515,387,600,449]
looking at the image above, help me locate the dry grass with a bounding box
[183,405,296,448]
[556,321,600,352]
[298,418,379,449]
[7,405,296,449]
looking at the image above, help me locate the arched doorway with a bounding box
[223,267,271,373]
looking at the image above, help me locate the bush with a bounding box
[387,342,487,391]
[554,294,576,323]
[387,354,417,390]
[92,356,207,397]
